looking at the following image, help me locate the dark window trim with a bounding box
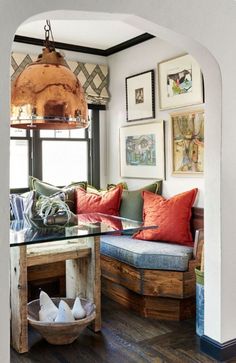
[90,109,100,189]
[88,104,106,111]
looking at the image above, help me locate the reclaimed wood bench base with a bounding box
[102,277,196,320]
[101,207,203,321]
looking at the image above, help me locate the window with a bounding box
[10,128,29,190]
[42,140,88,186]
[10,109,100,192]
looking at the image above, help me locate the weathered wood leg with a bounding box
[10,246,28,353]
[65,236,101,331]
[66,257,88,298]
[87,236,101,332]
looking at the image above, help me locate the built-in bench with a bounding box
[100,207,204,320]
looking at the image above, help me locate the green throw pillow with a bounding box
[86,184,107,195]
[107,182,128,191]
[29,176,87,213]
[119,181,162,222]
[86,182,128,196]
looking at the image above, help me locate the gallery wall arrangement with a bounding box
[120,53,204,180]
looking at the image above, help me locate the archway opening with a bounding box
[6,7,222,362]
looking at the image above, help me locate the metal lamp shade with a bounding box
[11,48,89,130]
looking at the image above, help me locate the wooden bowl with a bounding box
[28,298,96,345]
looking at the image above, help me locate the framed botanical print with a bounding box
[120,121,165,179]
[158,54,203,109]
[171,109,204,174]
[125,70,155,122]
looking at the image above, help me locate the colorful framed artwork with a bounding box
[120,121,165,179]
[171,109,204,174]
[158,54,203,110]
[125,70,155,122]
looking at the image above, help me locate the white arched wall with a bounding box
[1,1,235,361]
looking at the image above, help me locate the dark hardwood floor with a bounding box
[11,296,236,363]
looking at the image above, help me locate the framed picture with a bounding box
[158,54,203,110]
[171,109,204,174]
[120,121,165,179]
[125,70,155,122]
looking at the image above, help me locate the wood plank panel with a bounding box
[10,246,28,353]
[101,254,142,293]
[191,207,204,235]
[102,276,145,316]
[66,257,89,298]
[27,248,91,266]
[90,236,101,332]
[102,277,196,321]
[66,236,101,332]
[101,255,196,299]
[28,261,65,282]
[142,270,184,297]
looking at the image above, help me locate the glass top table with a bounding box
[10,212,156,247]
[10,213,157,353]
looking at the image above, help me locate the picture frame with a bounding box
[158,54,203,110]
[125,70,155,122]
[171,109,204,175]
[120,121,165,179]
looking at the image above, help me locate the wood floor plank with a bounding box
[10,295,234,363]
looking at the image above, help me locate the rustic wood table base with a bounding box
[10,236,101,353]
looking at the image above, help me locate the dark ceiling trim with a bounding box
[14,35,106,56]
[105,33,155,56]
[13,33,155,57]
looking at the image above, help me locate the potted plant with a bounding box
[24,191,76,229]
[195,245,204,336]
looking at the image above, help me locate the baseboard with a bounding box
[200,335,236,361]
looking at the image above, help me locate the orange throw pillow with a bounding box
[76,186,122,216]
[133,188,198,246]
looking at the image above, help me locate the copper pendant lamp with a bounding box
[11,20,89,129]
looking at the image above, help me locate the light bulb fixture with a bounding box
[11,20,89,129]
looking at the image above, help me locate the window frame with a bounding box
[10,108,101,193]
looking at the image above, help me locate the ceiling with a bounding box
[16,20,149,50]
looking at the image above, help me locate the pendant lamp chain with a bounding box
[44,20,55,50]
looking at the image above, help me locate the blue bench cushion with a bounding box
[100,235,193,271]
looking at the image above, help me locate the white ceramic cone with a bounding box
[72,297,86,319]
[39,291,58,322]
[55,300,75,323]
[84,301,94,316]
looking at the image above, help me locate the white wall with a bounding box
[107,37,204,207]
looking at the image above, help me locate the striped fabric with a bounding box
[9,194,25,220]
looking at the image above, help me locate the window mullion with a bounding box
[32,130,42,180]
[90,110,100,189]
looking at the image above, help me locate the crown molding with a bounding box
[14,33,155,57]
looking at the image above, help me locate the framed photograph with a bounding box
[158,54,203,110]
[120,121,165,179]
[171,109,204,174]
[125,70,155,122]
